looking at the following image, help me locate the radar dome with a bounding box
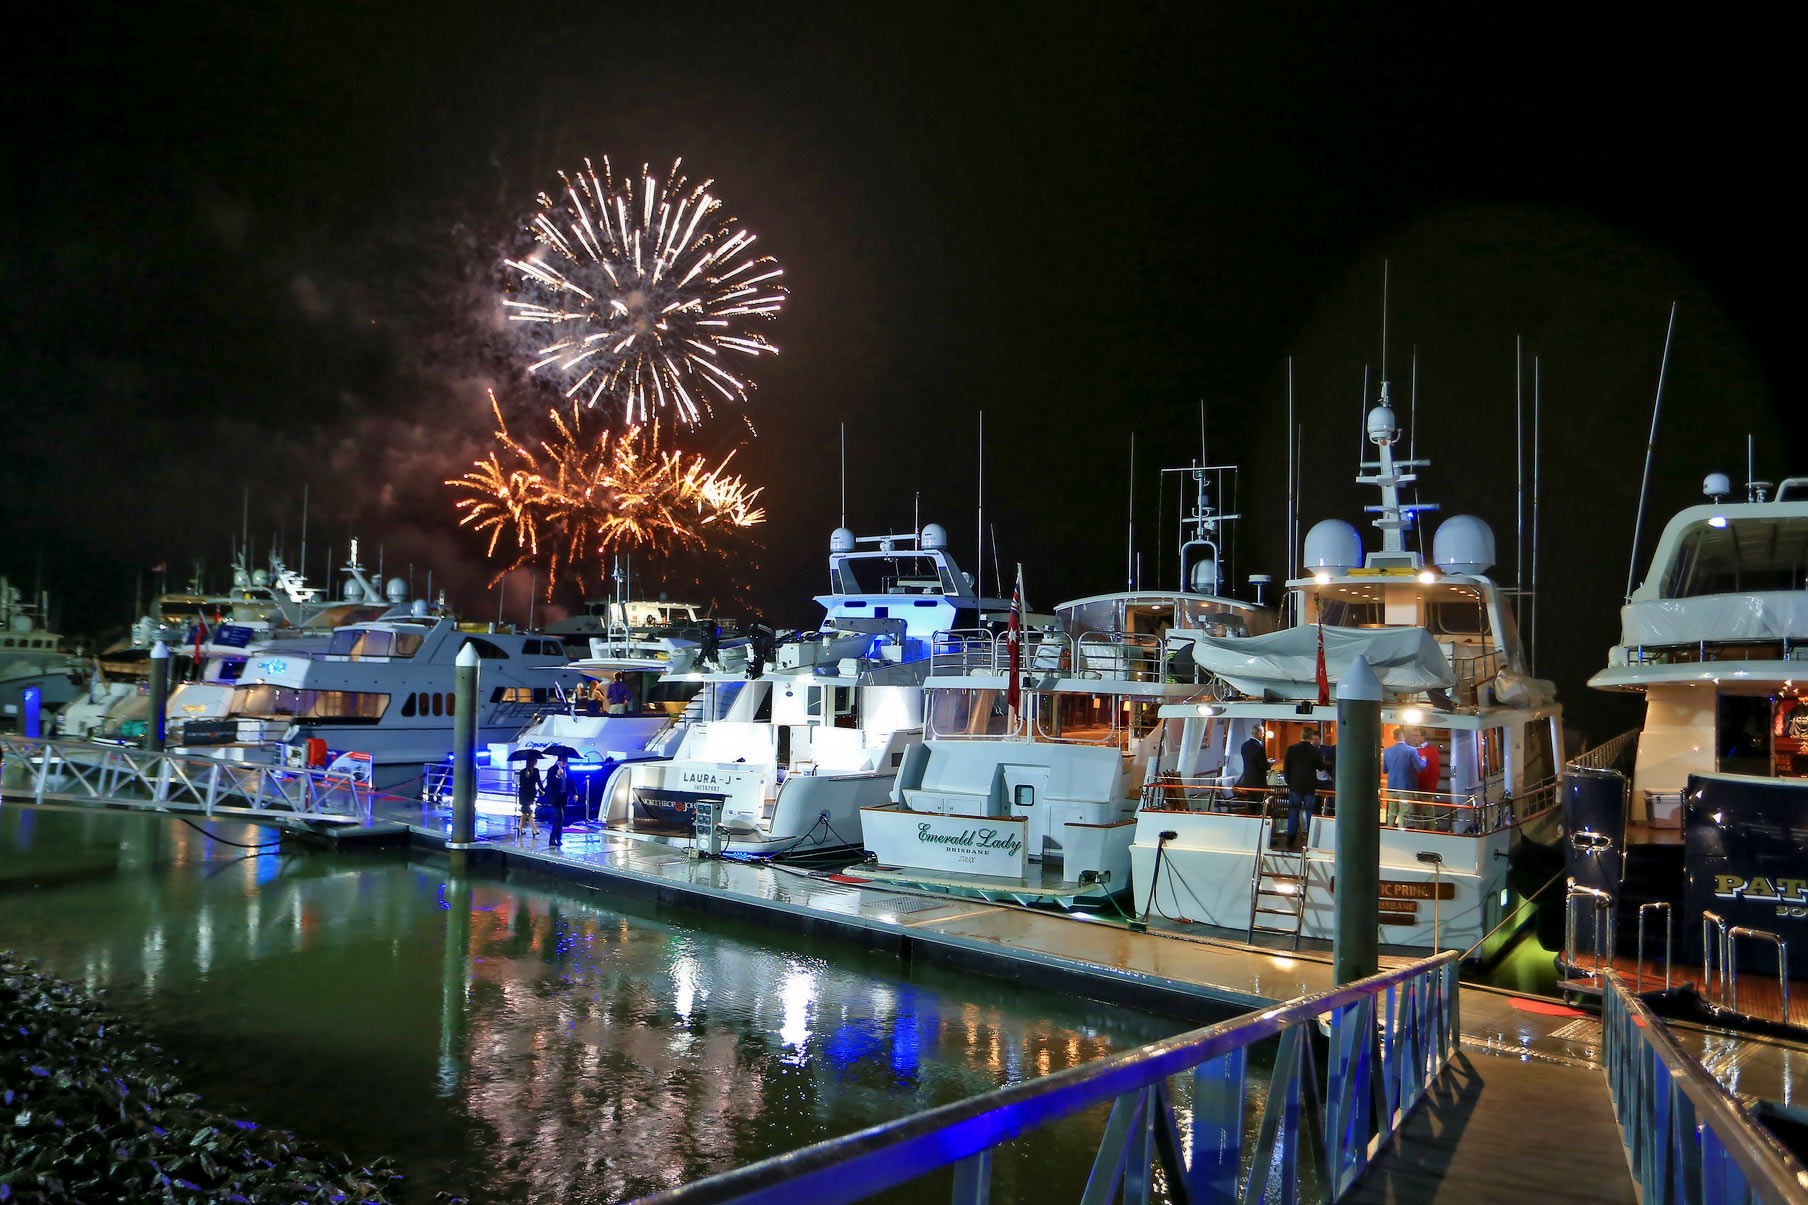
[830,527,856,553]
[1187,554,1219,594]
[1366,405,1399,445]
[385,577,408,604]
[1703,472,1732,500]
[1433,515,1496,575]
[343,579,366,602]
[232,569,251,588]
[411,599,429,617]
[1304,520,1362,575]
[920,522,949,551]
[251,569,270,587]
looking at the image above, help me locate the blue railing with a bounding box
[634,952,1460,1205]
[1602,969,1808,1204]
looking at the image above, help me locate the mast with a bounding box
[1626,302,1679,599]
[1531,356,1542,676]
[1514,335,1524,625]
[1126,432,1136,591]
[975,410,985,599]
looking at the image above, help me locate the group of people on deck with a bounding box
[1237,724,1444,848]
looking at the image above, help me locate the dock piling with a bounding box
[146,642,171,753]
[1333,655,1381,984]
[450,642,479,849]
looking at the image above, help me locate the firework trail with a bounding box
[502,157,786,428]
[449,393,765,593]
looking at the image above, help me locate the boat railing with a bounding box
[633,950,1461,1205]
[1601,968,1808,1203]
[1449,648,1503,700]
[1073,630,1162,682]
[1564,882,1617,978]
[1,733,374,824]
[1139,775,1507,834]
[928,629,1007,675]
[1568,728,1641,774]
[1620,637,1801,667]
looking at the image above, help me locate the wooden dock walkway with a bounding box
[1349,1047,1635,1203]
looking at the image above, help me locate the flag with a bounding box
[1007,564,1024,723]
[1315,597,1331,706]
[192,612,209,666]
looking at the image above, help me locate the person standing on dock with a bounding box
[543,754,570,848]
[1281,727,1324,849]
[1383,727,1426,827]
[516,760,541,843]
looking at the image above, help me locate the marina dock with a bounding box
[7,744,1808,1201]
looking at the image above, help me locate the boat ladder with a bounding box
[1246,817,1307,948]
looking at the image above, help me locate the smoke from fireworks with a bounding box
[502,157,786,428]
[449,393,765,594]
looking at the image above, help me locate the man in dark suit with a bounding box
[1281,727,1325,849]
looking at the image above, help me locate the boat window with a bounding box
[462,638,510,660]
[1718,694,1772,776]
[927,688,1011,738]
[1059,600,1121,638]
[401,693,416,717]
[1427,599,1488,636]
[431,693,443,716]
[1014,784,1035,808]
[325,628,419,659]
[228,686,388,721]
[1663,518,1808,598]
[1314,596,1385,626]
[833,553,955,596]
[492,687,550,703]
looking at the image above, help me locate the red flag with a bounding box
[193,612,209,666]
[1315,599,1330,706]
[1007,564,1024,721]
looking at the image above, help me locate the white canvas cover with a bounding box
[1621,592,1808,648]
[1173,624,1457,700]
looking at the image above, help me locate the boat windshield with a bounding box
[833,554,957,596]
[1662,517,1808,598]
[326,628,424,659]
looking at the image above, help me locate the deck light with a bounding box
[1196,704,1216,717]
[1417,570,1436,584]
[1708,515,1728,529]
[1402,707,1424,723]
[1313,572,1332,585]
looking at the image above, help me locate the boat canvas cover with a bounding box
[1177,625,1456,700]
[1621,592,1808,648]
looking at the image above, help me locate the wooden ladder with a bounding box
[1247,819,1307,949]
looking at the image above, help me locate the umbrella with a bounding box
[538,744,581,760]
[507,748,545,762]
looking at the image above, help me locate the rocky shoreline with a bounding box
[1,952,404,1204]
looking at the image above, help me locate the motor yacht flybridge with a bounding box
[861,463,1275,905]
[1131,387,1563,959]
[1567,472,1808,982]
[594,523,1008,856]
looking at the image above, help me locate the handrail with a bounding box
[1726,927,1791,1026]
[1140,774,1514,835]
[1568,728,1641,773]
[1601,970,1808,1203]
[1565,882,1616,979]
[1637,902,1673,992]
[632,951,1461,1204]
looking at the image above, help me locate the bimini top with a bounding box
[1174,624,1456,701]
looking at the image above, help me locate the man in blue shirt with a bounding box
[1383,727,1426,826]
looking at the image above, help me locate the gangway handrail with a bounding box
[1568,728,1641,773]
[1601,969,1808,1204]
[633,951,1461,1205]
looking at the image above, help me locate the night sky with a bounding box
[4,5,1793,740]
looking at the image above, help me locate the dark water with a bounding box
[0,807,1220,1202]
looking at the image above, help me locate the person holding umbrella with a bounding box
[510,749,543,844]
[539,745,578,849]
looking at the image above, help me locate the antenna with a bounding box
[1126,432,1136,591]
[1626,302,1679,600]
[1748,432,1756,497]
[241,486,249,571]
[839,421,847,528]
[1411,347,1425,561]
[1531,356,1542,676]
[1285,357,1296,589]
[975,410,985,599]
[989,523,1003,597]
[300,482,309,584]
[1514,336,1524,625]
[1380,259,1390,386]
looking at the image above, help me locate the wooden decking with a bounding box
[1563,954,1806,1030]
[1350,1049,1635,1203]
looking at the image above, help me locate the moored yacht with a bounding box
[862,464,1275,903]
[1130,390,1563,959]
[0,578,85,729]
[594,523,1005,856]
[1566,472,1808,990]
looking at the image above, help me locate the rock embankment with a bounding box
[1,952,402,1203]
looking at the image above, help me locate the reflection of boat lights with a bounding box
[779,966,815,1051]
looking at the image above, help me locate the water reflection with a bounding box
[1,808,1186,1203]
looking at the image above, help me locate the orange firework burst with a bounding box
[449,392,764,592]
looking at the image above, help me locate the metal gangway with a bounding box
[0,734,375,825]
[633,948,1808,1204]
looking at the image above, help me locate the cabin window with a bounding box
[462,638,510,660]
[431,693,444,717]
[1427,598,1488,636]
[927,688,1012,738]
[1663,518,1808,598]
[1480,728,1505,781]
[1523,720,1556,792]
[401,694,416,717]
[1314,597,1385,627]
[1718,694,1771,776]
[1013,784,1036,808]
[300,691,389,721]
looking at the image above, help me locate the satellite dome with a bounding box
[920,522,949,551]
[343,579,366,602]
[411,599,429,617]
[251,569,270,587]
[1703,472,1732,500]
[232,569,251,588]
[830,527,856,553]
[385,577,408,604]
[1303,520,1362,575]
[1433,515,1496,575]
[1366,404,1399,446]
[1187,553,1219,594]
